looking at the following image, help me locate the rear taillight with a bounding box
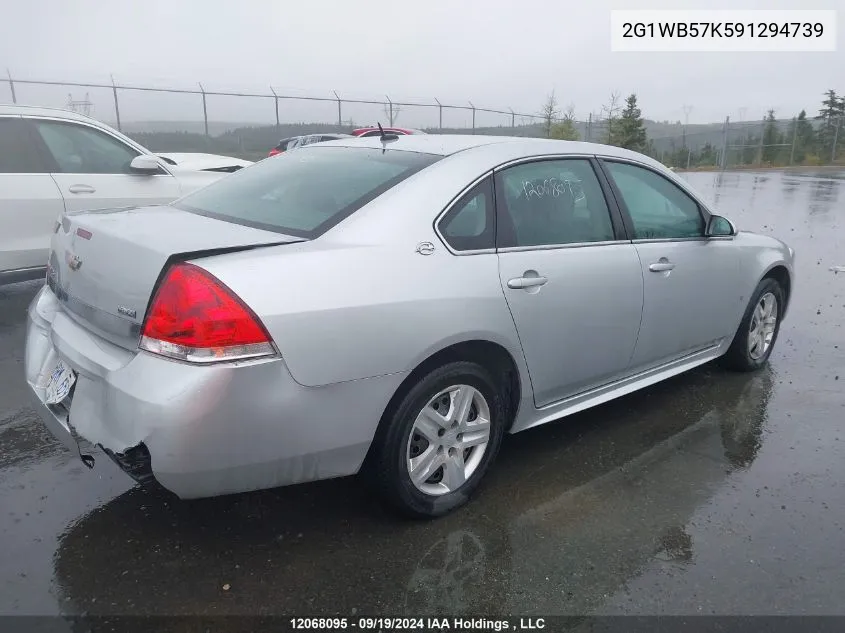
[140,263,276,363]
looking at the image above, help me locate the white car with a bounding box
[156,152,252,173]
[0,105,237,284]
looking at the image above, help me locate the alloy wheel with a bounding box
[406,384,491,496]
[748,292,778,360]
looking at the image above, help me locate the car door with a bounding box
[0,116,65,279]
[494,157,644,408]
[600,159,741,372]
[26,117,181,214]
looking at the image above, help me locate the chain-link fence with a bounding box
[4,72,844,168]
[646,115,845,170]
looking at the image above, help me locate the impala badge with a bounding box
[416,241,436,256]
[66,251,82,271]
[117,306,137,319]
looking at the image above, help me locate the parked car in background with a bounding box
[0,105,236,285]
[352,126,427,137]
[156,152,252,173]
[25,135,794,519]
[268,133,352,157]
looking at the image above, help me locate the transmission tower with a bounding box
[66,92,93,116]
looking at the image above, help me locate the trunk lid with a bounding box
[47,205,302,349]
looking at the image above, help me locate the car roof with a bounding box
[319,133,665,167]
[0,103,104,124]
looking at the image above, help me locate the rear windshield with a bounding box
[174,146,440,238]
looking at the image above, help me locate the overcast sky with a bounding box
[0,0,842,127]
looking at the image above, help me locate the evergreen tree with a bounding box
[762,110,781,164]
[611,94,647,151]
[816,90,845,159]
[550,118,579,141]
[789,110,816,163]
[698,142,717,166]
[741,132,757,165]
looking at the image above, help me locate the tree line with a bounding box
[541,89,845,169]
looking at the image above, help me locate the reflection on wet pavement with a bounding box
[1,170,844,618]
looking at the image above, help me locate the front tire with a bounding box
[721,277,784,372]
[368,361,507,518]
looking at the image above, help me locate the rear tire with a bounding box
[368,361,507,518]
[721,277,784,372]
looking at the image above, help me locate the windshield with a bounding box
[174,146,440,238]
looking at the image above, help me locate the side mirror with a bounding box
[706,214,736,237]
[129,154,163,173]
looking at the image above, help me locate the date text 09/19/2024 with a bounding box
[289,617,547,630]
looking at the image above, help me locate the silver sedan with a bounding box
[25,135,795,517]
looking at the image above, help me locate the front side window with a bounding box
[496,159,615,248]
[438,177,495,251]
[33,120,140,175]
[604,161,705,240]
[175,146,440,238]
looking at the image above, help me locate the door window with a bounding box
[0,118,44,173]
[604,161,705,240]
[438,177,495,251]
[33,120,140,174]
[496,159,615,248]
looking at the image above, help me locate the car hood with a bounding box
[157,153,253,172]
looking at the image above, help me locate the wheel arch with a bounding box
[761,264,792,318]
[363,338,526,469]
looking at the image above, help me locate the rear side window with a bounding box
[438,177,495,251]
[496,159,615,248]
[175,146,440,238]
[0,118,44,173]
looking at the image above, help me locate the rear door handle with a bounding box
[648,258,676,272]
[68,184,96,194]
[507,276,549,289]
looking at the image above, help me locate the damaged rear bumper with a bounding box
[24,285,405,499]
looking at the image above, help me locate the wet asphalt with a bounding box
[1,169,844,619]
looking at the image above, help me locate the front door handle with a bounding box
[507,275,549,289]
[68,184,96,194]
[648,258,676,272]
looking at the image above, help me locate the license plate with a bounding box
[45,359,76,405]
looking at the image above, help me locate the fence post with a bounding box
[6,68,16,104]
[687,147,692,170]
[720,116,730,169]
[789,117,797,165]
[110,75,121,131]
[587,113,592,142]
[198,82,209,137]
[757,121,765,165]
[270,86,280,134]
[469,101,476,133]
[386,95,393,126]
[435,98,443,129]
[832,116,841,163]
[332,90,342,127]
[510,108,515,130]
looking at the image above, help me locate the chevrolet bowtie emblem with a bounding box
[66,251,82,271]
